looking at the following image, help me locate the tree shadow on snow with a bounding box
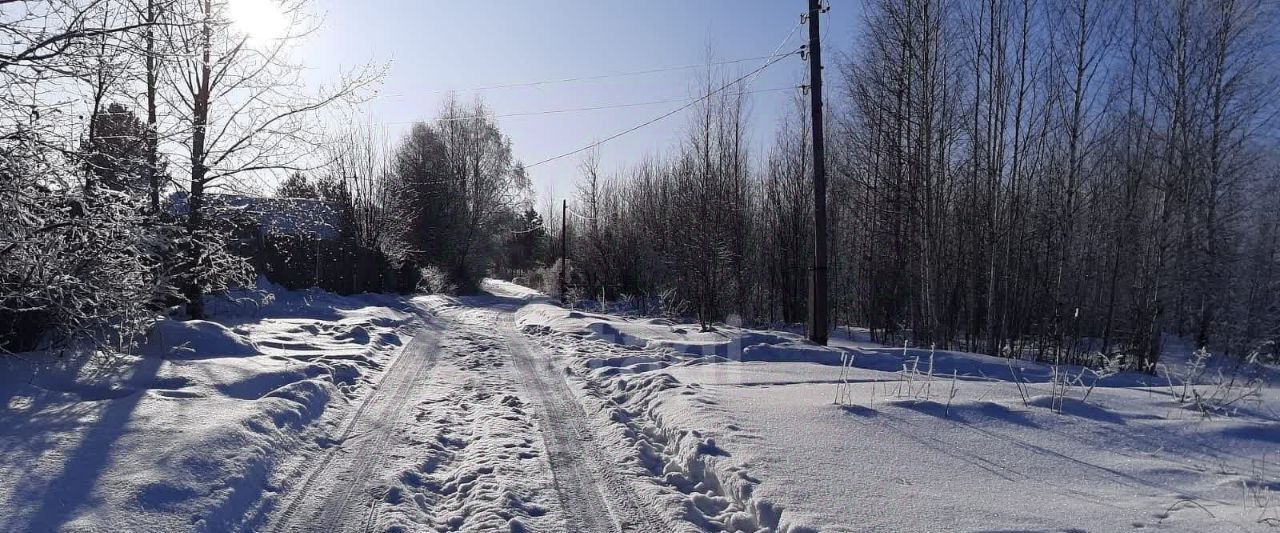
[0,354,163,531]
[840,404,880,418]
[455,291,531,312]
[892,399,1044,429]
[1025,396,1128,426]
[1213,423,1280,445]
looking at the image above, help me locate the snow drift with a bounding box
[0,282,418,532]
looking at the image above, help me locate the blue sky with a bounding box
[299,1,858,204]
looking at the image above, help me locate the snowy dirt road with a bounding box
[268,322,444,532]
[268,291,669,533]
[500,311,670,533]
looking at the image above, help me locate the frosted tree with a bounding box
[162,0,378,318]
[0,1,175,353]
[386,97,526,290]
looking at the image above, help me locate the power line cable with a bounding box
[90,86,800,141]
[743,19,802,90]
[357,86,798,128]
[524,48,799,170]
[373,53,794,98]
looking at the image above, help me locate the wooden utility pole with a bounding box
[559,199,568,304]
[806,0,829,345]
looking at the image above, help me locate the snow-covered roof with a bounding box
[168,191,340,239]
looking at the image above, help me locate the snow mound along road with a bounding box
[481,278,555,303]
[143,319,261,358]
[0,283,419,532]
[516,302,850,364]
[516,300,849,531]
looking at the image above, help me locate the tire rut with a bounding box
[269,323,442,533]
[497,312,669,533]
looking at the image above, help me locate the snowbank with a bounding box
[481,278,553,302]
[0,284,419,531]
[511,283,1280,532]
[143,319,260,358]
[516,301,850,364]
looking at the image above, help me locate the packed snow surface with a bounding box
[3,278,1276,532]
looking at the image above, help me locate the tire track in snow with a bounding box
[496,311,670,533]
[371,313,558,532]
[268,321,442,533]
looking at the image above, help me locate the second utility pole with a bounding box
[806,0,829,345]
[559,199,568,304]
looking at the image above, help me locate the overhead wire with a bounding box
[522,17,806,170]
[742,19,803,90]
[373,53,796,98]
[87,85,798,141]
[356,86,798,128]
[524,47,800,170]
[85,18,816,186]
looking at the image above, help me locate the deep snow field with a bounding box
[0,283,418,531]
[516,299,1280,532]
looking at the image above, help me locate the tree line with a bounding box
[552,0,1280,368]
[282,97,538,295]
[4,0,1276,368]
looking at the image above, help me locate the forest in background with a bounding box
[548,0,1280,369]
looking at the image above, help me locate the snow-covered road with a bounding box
[268,288,670,532]
[6,280,1274,531]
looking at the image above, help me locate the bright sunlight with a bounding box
[226,0,288,44]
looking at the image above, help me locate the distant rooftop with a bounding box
[168,191,340,240]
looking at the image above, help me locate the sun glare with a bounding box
[226,0,288,44]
